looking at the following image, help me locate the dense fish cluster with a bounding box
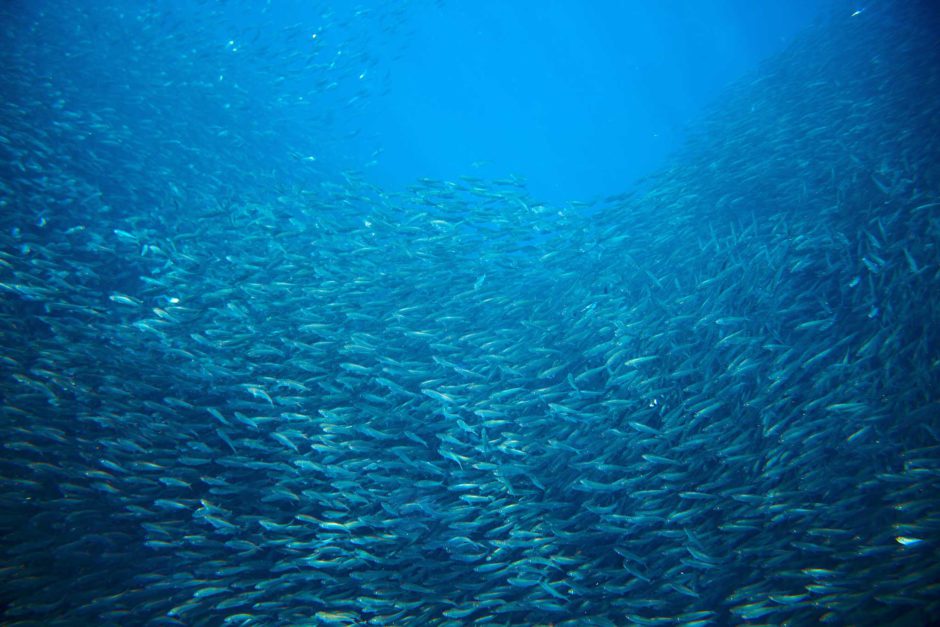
[2,1,939,625]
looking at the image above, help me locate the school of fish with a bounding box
[1,0,938,625]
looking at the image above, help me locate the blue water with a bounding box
[352,0,835,203]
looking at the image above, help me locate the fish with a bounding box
[0,0,938,625]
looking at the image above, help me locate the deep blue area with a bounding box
[349,0,840,202]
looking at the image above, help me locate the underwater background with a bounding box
[1,0,939,625]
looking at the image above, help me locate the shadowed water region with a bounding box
[1,1,938,625]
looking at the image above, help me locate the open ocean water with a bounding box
[1,1,939,625]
